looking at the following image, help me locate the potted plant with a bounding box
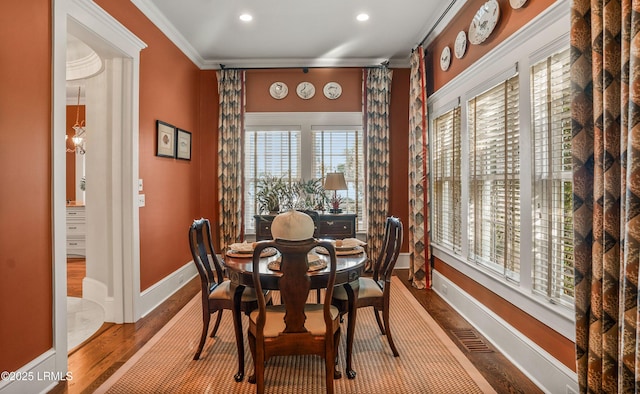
[255,176,330,214]
[255,175,288,214]
[329,195,344,213]
[294,178,329,211]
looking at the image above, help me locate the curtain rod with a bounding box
[417,0,458,50]
[219,62,390,71]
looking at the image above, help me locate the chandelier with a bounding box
[66,86,86,154]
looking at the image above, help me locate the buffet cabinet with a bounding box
[66,203,86,257]
[254,213,357,241]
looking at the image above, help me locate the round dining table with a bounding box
[224,248,366,382]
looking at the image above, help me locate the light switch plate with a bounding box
[138,194,145,207]
[138,179,143,191]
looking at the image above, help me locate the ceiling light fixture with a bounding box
[356,13,369,22]
[239,13,253,22]
[66,86,86,155]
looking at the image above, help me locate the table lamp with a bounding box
[324,172,348,213]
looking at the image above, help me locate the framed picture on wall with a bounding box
[176,128,192,160]
[156,120,176,158]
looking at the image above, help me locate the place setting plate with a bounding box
[267,253,327,272]
[226,242,277,258]
[315,238,366,255]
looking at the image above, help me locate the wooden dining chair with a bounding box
[188,218,270,361]
[248,238,341,394]
[332,216,403,357]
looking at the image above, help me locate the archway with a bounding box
[52,0,146,373]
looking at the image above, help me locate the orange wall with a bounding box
[426,0,555,93]
[435,258,576,370]
[246,68,362,112]
[0,0,53,373]
[94,0,213,291]
[426,0,575,371]
[245,68,410,251]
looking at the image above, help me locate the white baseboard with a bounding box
[395,252,409,269]
[432,271,578,394]
[0,350,66,394]
[138,261,198,319]
[82,277,116,322]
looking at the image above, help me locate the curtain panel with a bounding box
[217,69,245,250]
[571,1,640,392]
[364,67,393,272]
[407,48,430,290]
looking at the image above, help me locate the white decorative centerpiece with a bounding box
[270,210,315,240]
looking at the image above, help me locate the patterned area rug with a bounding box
[96,277,495,393]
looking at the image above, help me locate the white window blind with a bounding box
[312,129,365,229]
[468,75,521,281]
[244,129,301,231]
[531,48,574,303]
[432,106,462,254]
[243,113,365,234]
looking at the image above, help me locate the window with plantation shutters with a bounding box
[243,112,365,234]
[531,48,574,304]
[244,129,302,230]
[468,75,521,282]
[312,129,365,229]
[432,106,462,254]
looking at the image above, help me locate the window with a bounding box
[531,48,574,304]
[426,5,574,342]
[312,129,365,221]
[244,113,365,234]
[244,128,301,230]
[468,75,521,282]
[432,106,462,254]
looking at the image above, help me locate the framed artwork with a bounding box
[156,120,176,158]
[176,128,192,160]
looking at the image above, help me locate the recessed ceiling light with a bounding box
[239,13,253,22]
[356,13,369,22]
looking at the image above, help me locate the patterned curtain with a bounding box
[364,67,393,272]
[407,48,430,290]
[571,1,640,392]
[216,69,245,249]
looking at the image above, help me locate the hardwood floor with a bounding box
[50,267,540,393]
[66,259,85,298]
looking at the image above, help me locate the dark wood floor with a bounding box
[51,265,541,393]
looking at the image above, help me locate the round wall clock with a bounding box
[440,46,451,71]
[296,82,316,99]
[468,0,500,45]
[454,31,467,59]
[269,82,288,99]
[509,0,527,9]
[323,82,342,99]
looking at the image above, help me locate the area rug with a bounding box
[96,277,496,393]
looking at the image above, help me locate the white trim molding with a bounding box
[0,350,60,394]
[138,262,198,318]
[432,271,578,394]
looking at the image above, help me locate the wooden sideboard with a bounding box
[254,213,357,241]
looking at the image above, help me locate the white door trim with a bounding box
[51,0,146,379]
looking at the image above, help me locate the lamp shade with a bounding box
[323,172,347,191]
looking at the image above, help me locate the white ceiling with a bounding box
[131,0,466,69]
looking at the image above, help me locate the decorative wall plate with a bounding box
[323,82,342,99]
[269,82,288,99]
[296,81,316,99]
[454,31,467,59]
[468,0,500,45]
[440,46,451,71]
[509,0,527,9]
